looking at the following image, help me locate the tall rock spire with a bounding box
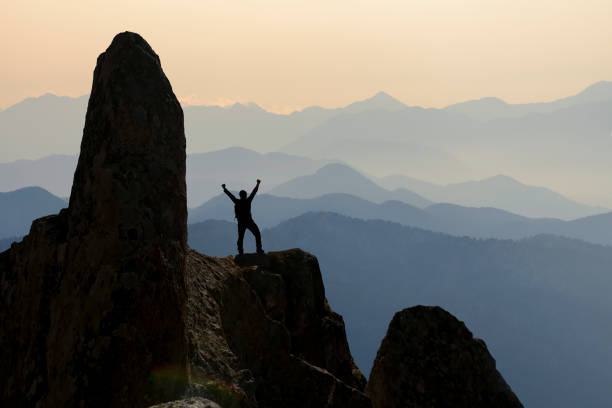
[70,31,186,246]
[0,32,189,407]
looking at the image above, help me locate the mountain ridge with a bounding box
[6,80,611,119]
[188,191,612,247]
[379,173,607,219]
[269,163,433,208]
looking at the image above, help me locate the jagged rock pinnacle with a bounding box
[70,31,187,246]
[0,32,189,407]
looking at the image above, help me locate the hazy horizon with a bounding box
[2,81,612,209]
[3,80,612,113]
[3,1,612,113]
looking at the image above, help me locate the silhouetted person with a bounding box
[222,180,264,255]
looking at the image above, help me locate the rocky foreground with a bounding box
[0,32,522,407]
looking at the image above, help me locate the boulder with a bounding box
[366,306,523,408]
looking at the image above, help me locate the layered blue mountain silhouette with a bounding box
[0,148,328,207]
[189,191,612,246]
[188,212,612,408]
[3,157,610,242]
[268,163,432,207]
[444,81,612,121]
[0,187,67,238]
[0,94,88,163]
[3,84,612,209]
[0,154,78,200]
[185,147,329,206]
[379,173,606,219]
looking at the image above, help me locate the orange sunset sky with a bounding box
[2,0,611,112]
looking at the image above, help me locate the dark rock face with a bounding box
[184,249,370,407]
[0,32,188,407]
[366,306,523,408]
[149,397,221,408]
[234,253,270,267]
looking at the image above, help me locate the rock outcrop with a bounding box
[184,249,369,407]
[150,397,221,408]
[0,32,188,407]
[0,32,368,408]
[366,306,523,408]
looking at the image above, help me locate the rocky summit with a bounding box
[183,249,369,407]
[0,31,522,408]
[366,306,523,408]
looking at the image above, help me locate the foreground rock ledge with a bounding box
[366,306,523,408]
[182,248,369,407]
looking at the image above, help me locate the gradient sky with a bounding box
[2,0,611,112]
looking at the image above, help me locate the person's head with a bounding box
[239,190,247,199]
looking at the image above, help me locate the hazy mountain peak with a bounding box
[343,91,407,113]
[315,162,361,176]
[450,96,508,107]
[566,80,612,103]
[481,174,522,185]
[2,93,88,114]
[443,97,510,120]
[372,90,396,101]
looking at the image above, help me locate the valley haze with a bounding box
[2,83,612,208]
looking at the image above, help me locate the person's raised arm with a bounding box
[248,179,261,201]
[222,184,237,203]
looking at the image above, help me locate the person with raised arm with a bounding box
[222,179,264,255]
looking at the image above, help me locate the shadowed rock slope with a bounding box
[366,306,523,408]
[183,249,368,407]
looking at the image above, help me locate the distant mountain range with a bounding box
[0,187,67,238]
[0,94,88,163]
[0,148,329,207]
[378,173,606,220]
[268,163,432,208]
[187,212,612,408]
[5,150,601,218]
[1,151,606,236]
[3,84,612,210]
[280,95,612,200]
[444,81,612,121]
[189,190,612,246]
[0,154,78,201]
[3,181,611,245]
[267,163,603,220]
[0,90,415,161]
[186,147,330,207]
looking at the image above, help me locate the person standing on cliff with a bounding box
[222,180,264,255]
